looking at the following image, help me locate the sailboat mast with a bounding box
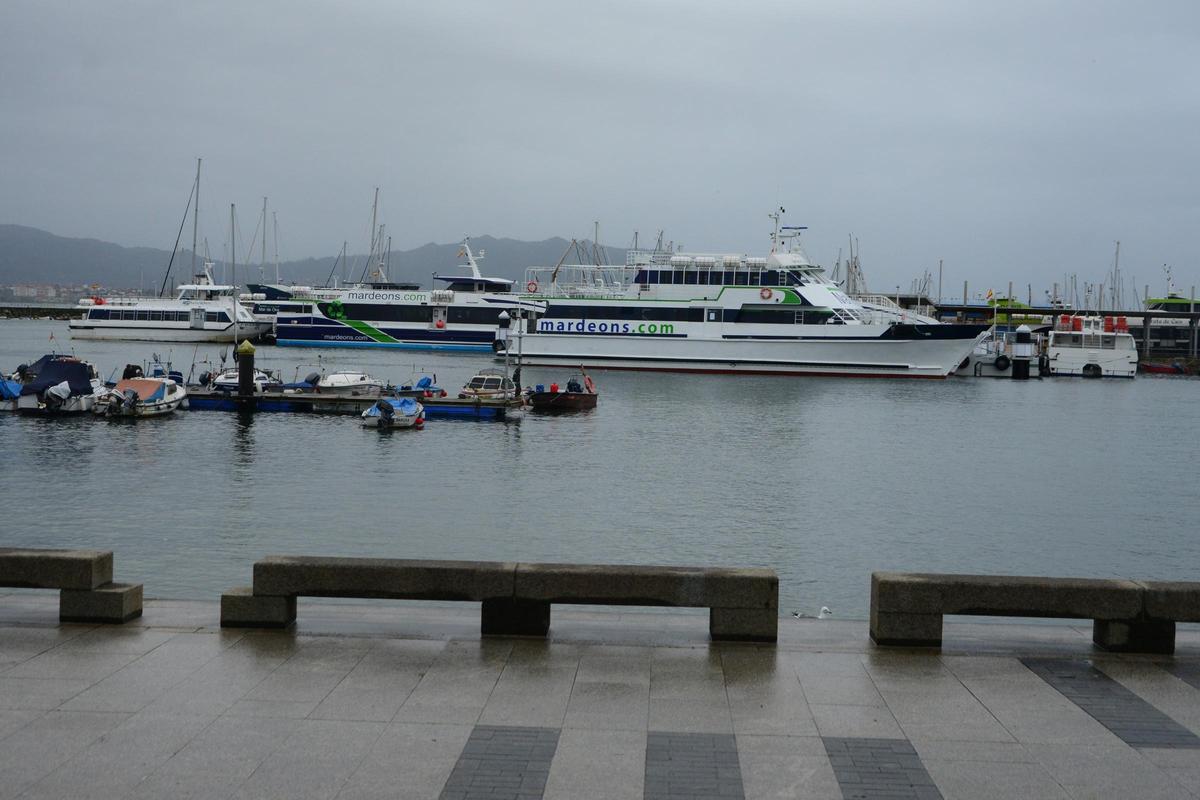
[231,203,239,345]
[273,212,279,283]
[261,197,268,282]
[191,158,201,277]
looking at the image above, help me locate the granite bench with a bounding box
[870,571,1194,654]
[0,548,143,623]
[221,556,778,642]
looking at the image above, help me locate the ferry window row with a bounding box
[87,309,230,323]
[542,305,706,322]
[631,269,809,287]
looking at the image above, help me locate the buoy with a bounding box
[435,319,445,329]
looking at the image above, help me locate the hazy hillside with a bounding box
[0,225,626,290]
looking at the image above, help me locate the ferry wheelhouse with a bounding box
[273,240,546,351]
[68,263,272,343]
[502,221,985,378]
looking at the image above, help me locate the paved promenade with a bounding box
[3,592,1200,799]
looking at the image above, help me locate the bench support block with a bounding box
[710,608,778,642]
[481,598,550,636]
[60,582,143,624]
[870,610,943,647]
[220,587,296,629]
[1093,619,1176,654]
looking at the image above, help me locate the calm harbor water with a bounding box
[1,318,1197,618]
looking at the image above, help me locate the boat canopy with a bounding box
[113,378,167,402]
[0,379,20,400]
[19,360,93,396]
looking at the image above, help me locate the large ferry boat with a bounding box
[273,240,545,351]
[500,218,985,378]
[68,263,272,343]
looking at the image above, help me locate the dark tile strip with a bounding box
[1022,658,1200,749]
[644,731,745,800]
[1168,664,1200,692]
[440,725,560,800]
[822,737,943,800]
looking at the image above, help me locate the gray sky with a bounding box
[2,0,1197,299]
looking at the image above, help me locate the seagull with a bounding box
[791,606,834,620]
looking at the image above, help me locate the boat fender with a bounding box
[584,375,596,393]
[423,390,432,398]
[993,354,1011,372]
[435,319,445,329]
[760,287,772,300]
[1037,354,1051,377]
[526,280,539,293]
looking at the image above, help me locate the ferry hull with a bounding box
[68,323,273,343]
[274,319,496,351]
[511,327,984,379]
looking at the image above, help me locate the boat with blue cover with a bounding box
[13,355,102,415]
[361,397,424,428]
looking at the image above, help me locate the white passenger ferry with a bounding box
[68,263,272,343]
[502,219,985,378]
[273,240,545,351]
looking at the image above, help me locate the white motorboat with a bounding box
[960,329,1051,378]
[207,367,277,392]
[361,397,424,428]
[504,215,985,378]
[458,369,519,400]
[1046,316,1138,378]
[317,371,385,395]
[94,378,188,417]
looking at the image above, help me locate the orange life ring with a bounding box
[583,375,595,393]
[760,287,772,300]
[526,280,539,293]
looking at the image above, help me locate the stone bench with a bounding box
[0,548,143,623]
[221,556,777,642]
[870,572,1193,654]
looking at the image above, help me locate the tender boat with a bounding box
[361,397,424,428]
[1139,361,1189,376]
[316,371,385,395]
[14,356,102,415]
[458,369,519,400]
[1046,315,1138,378]
[527,370,598,411]
[94,378,188,417]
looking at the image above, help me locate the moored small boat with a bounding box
[458,369,519,400]
[13,355,103,415]
[361,397,425,428]
[526,370,598,411]
[94,378,188,417]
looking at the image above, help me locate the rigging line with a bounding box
[158,174,198,298]
[242,211,263,267]
[324,248,343,287]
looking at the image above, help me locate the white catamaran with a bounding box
[500,216,985,378]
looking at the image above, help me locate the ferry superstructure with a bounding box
[68,263,272,343]
[503,221,985,378]
[273,240,545,351]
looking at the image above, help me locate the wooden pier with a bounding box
[185,389,525,420]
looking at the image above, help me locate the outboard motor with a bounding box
[303,372,321,386]
[104,390,122,415]
[122,364,144,380]
[375,400,395,428]
[198,371,212,387]
[43,380,71,411]
[121,389,139,412]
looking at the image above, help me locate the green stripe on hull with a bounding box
[341,319,399,343]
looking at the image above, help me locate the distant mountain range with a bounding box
[0,224,625,290]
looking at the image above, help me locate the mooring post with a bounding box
[236,339,256,409]
[1143,284,1152,360]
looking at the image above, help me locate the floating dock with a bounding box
[185,389,524,420]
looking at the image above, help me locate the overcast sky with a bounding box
[2,0,1197,299]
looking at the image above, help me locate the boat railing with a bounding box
[523,265,634,297]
